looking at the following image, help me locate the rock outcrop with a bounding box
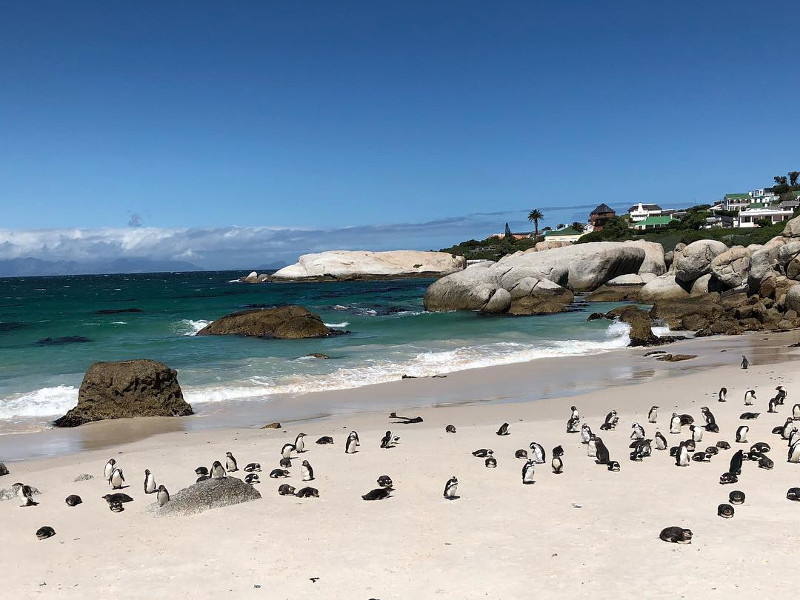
[425,242,644,314]
[239,271,270,283]
[272,251,465,282]
[154,476,261,517]
[54,359,192,427]
[0,463,8,477]
[197,306,331,339]
[709,246,750,288]
[639,273,690,302]
[674,240,728,283]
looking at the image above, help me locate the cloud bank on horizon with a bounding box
[0,204,603,274]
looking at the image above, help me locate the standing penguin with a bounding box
[551,454,564,474]
[225,452,238,472]
[522,460,535,484]
[794,404,800,420]
[345,431,360,454]
[655,431,668,450]
[741,355,749,369]
[718,387,727,402]
[768,397,779,413]
[744,390,756,406]
[443,476,459,499]
[670,413,682,434]
[104,459,116,483]
[294,433,307,453]
[496,423,510,436]
[788,441,800,463]
[566,406,580,433]
[690,425,704,443]
[211,461,226,479]
[529,442,546,464]
[701,407,717,431]
[775,386,787,405]
[735,425,749,444]
[631,423,645,441]
[156,485,170,507]
[281,443,296,460]
[647,406,659,424]
[675,442,690,467]
[594,437,610,465]
[143,469,156,494]
[301,460,314,481]
[729,449,744,475]
[587,435,598,458]
[110,468,125,489]
[580,424,593,444]
[19,485,38,507]
[600,410,619,430]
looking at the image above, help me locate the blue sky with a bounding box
[1,1,799,269]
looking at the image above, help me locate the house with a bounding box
[627,203,663,222]
[543,227,584,243]
[631,215,676,231]
[723,189,780,212]
[588,203,616,231]
[722,193,750,212]
[736,206,794,228]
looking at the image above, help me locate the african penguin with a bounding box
[362,488,392,501]
[788,440,800,463]
[244,473,260,484]
[659,527,692,544]
[279,457,292,468]
[580,424,593,444]
[211,461,226,479]
[281,443,296,459]
[496,423,510,436]
[631,423,645,441]
[316,436,334,444]
[294,433,306,453]
[269,469,290,478]
[594,437,610,465]
[295,487,319,498]
[718,387,727,402]
[655,431,668,450]
[551,455,564,474]
[647,405,658,424]
[690,425,703,443]
[485,457,497,468]
[529,442,546,464]
[775,386,787,405]
[675,442,690,467]
[65,495,82,507]
[278,484,296,496]
[587,435,598,458]
[600,410,619,431]
[36,526,56,540]
[244,463,261,473]
[104,459,116,483]
[744,390,756,406]
[717,504,734,518]
[741,355,749,369]
[445,425,456,434]
[729,450,744,475]
[377,475,393,488]
[443,476,459,499]
[143,469,156,494]
[345,431,360,454]
[515,449,528,459]
[669,413,682,434]
[19,484,38,507]
[472,449,493,458]
[110,467,125,490]
[301,460,314,481]
[156,485,170,507]
[793,404,800,419]
[735,426,749,444]
[729,490,745,505]
[522,460,535,484]
[225,452,238,472]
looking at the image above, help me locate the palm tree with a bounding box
[527,209,544,241]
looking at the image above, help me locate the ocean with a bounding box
[0,271,639,434]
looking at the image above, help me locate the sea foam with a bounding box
[0,385,79,419]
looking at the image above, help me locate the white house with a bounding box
[736,206,794,228]
[627,203,663,222]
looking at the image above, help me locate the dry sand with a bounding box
[2,332,800,598]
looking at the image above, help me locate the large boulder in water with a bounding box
[154,476,261,517]
[197,305,330,339]
[53,359,192,427]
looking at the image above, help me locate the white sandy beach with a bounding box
[2,332,800,599]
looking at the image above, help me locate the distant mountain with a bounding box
[0,257,204,277]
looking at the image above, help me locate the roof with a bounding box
[633,215,674,227]
[628,203,662,212]
[725,193,749,199]
[590,203,615,215]
[545,228,584,237]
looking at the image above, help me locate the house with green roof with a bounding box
[631,215,676,231]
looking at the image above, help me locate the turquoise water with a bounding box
[0,272,633,432]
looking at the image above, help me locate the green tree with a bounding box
[789,171,800,187]
[571,221,586,232]
[774,175,788,186]
[527,209,544,241]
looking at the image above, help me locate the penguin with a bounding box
[294,433,306,453]
[244,473,260,484]
[552,445,564,457]
[744,390,756,406]
[443,476,459,499]
[690,425,704,443]
[595,437,610,465]
[631,439,652,458]
[580,424,593,444]
[279,457,292,468]
[675,442,690,467]
[741,355,749,369]
[345,431,360,454]
[36,526,56,540]
[631,423,645,441]
[684,439,696,453]
[485,457,497,468]
[362,488,392,501]
[110,467,125,490]
[751,442,771,454]
[701,407,717,431]
[269,468,290,478]
[102,492,133,504]
[244,463,261,473]
[729,449,744,475]
[717,504,734,518]
[669,413,682,434]
[655,431,668,450]
[496,423,510,436]
[716,440,731,450]
[566,406,580,433]
[719,472,738,485]
[295,487,319,498]
[782,418,796,440]
[156,485,170,507]
[718,387,727,402]
[647,406,658,424]
[225,452,238,472]
[679,414,694,426]
[529,442,546,464]
[551,454,564,474]
[587,435,598,458]
[20,484,38,507]
[380,430,393,448]
[278,484,296,496]
[692,452,711,463]
[143,469,156,494]
[104,458,116,483]
[758,455,774,470]
[377,475,393,488]
[705,446,719,455]
[301,460,314,481]
[281,443,296,459]
[793,404,800,419]
[729,490,745,505]
[445,425,456,434]
[600,410,618,430]
[788,440,800,463]
[607,460,620,472]
[472,449,493,458]
[659,527,693,544]
[316,436,334,444]
[65,495,82,507]
[109,500,124,512]
[522,460,535,484]
[740,412,760,420]
[211,461,226,479]
[787,488,800,501]
[735,426,749,444]
[790,429,800,448]
[514,449,528,459]
[195,467,209,477]
[775,386,787,405]
[768,397,779,413]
